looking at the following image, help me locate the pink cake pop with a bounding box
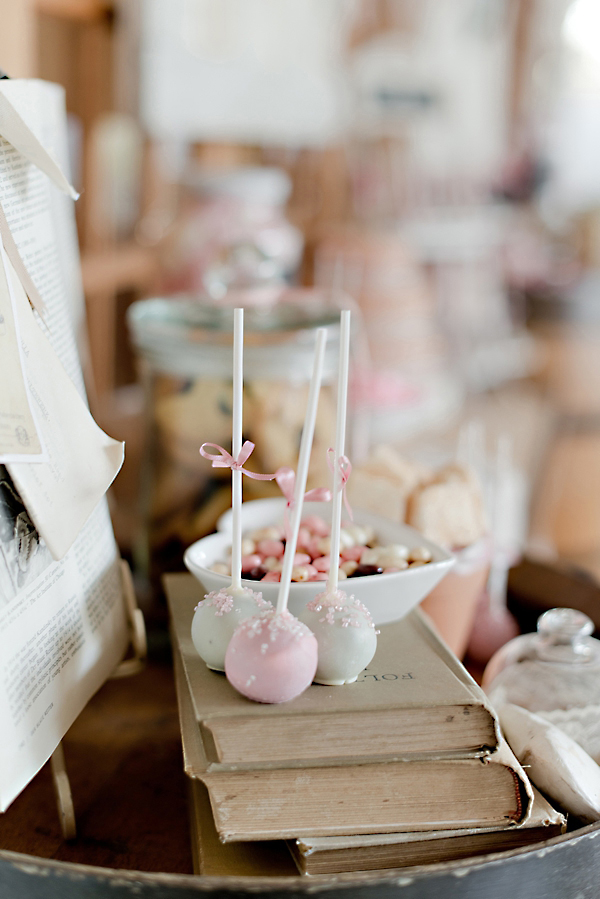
[191,308,275,671]
[225,607,317,703]
[298,310,377,685]
[225,328,327,703]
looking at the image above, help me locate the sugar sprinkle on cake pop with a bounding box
[225,328,328,703]
[300,588,376,685]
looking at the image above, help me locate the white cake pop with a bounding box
[299,588,377,685]
[191,587,272,671]
[225,607,318,703]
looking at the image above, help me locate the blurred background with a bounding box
[3,0,600,652]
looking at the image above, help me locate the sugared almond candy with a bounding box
[340,559,358,576]
[291,564,318,582]
[338,528,355,550]
[409,546,432,563]
[261,556,282,572]
[249,525,284,542]
[343,524,373,546]
[316,536,332,556]
[376,548,409,569]
[211,561,230,575]
[360,547,382,567]
[241,553,262,571]
[301,515,330,537]
[257,538,285,558]
[341,546,363,562]
[262,570,281,582]
[240,537,256,556]
[313,555,332,572]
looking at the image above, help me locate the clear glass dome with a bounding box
[482,608,600,762]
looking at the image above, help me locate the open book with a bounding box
[0,79,128,811]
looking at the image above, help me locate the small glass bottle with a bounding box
[482,608,600,763]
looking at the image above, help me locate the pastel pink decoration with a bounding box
[301,515,330,537]
[199,441,276,481]
[225,608,318,703]
[297,527,313,549]
[241,553,262,570]
[257,539,285,558]
[261,571,281,582]
[293,552,312,566]
[313,555,332,572]
[275,468,331,536]
[341,546,363,562]
[326,448,353,521]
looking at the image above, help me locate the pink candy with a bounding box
[301,515,329,537]
[241,553,262,570]
[257,539,285,558]
[216,514,433,585]
[341,546,363,562]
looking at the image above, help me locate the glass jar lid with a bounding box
[482,608,600,713]
[127,289,345,381]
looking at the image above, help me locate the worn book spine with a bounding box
[289,790,565,876]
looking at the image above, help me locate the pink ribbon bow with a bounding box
[327,448,353,521]
[199,441,276,480]
[275,467,332,536]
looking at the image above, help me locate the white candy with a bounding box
[338,528,355,550]
[191,587,272,671]
[240,537,256,556]
[360,547,380,566]
[299,590,377,686]
[316,536,332,556]
[409,546,432,563]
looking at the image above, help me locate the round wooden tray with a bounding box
[2,657,598,899]
[2,823,600,898]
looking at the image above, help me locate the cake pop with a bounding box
[225,328,327,703]
[225,606,317,703]
[299,310,378,684]
[300,588,376,685]
[192,586,272,672]
[191,308,275,671]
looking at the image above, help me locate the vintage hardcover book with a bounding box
[165,573,501,769]
[288,789,566,875]
[170,607,533,843]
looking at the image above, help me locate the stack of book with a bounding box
[165,574,565,877]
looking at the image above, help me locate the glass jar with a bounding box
[482,607,600,762]
[161,166,304,299]
[127,289,346,597]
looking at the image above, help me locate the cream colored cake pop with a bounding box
[300,588,376,685]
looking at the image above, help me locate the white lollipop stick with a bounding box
[326,309,351,596]
[231,307,244,592]
[276,328,327,616]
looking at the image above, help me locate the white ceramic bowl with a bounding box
[184,498,455,625]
